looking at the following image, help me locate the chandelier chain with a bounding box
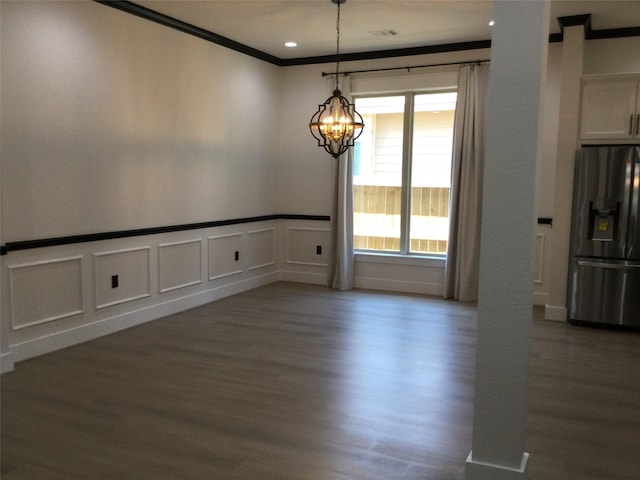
[335,1,340,89]
[308,0,364,158]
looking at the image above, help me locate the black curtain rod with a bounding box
[322,59,490,77]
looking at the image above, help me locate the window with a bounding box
[353,91,457,255]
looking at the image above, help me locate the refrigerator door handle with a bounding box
[577,260,640,270]
[631,114,635,136]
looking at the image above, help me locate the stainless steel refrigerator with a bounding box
[567,145,640,328]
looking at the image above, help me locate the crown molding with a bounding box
[95,1,640,66]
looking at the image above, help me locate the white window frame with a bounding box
[353,89,456,257]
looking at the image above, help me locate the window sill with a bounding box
[354,251,445,268]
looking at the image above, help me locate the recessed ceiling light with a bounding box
[488,20,495,26]
[284,41,298,48]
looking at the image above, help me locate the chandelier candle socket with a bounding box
[309,0,364,158]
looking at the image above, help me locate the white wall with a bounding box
[275,49,499,216]
[275,64,338,216]
[584,37,640,75]
[538,42,563,218]
[1,0,281,242]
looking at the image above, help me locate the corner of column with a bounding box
[1,352,15,374]
[465,451,529,480]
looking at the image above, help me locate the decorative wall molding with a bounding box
[158,239,203,293]
[286,227,330,267]
[8,256,84,330]
[1,214,329,255]
[1,215,545,369]
[8,271,279,364]
[532,224,552,306]
[92,1,640,69]
[94,0,283,66]
[208,233,244,280]
[94,247,151,309]
[248,228,276,271]
[534,233,546,285]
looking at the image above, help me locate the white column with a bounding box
[545,23,585,321]
[0,0,11,372]
[465,1,549,479]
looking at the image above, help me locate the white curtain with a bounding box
[444,63,490,301]
[330,76,355,291]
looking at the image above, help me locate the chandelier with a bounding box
[309,0,364,159]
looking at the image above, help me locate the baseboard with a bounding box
[532,291,547,306]
[1,352,15,374]
[9,272,278,365]
[354,276,443,296]
[544,304,567,322]
[279,270,329,286]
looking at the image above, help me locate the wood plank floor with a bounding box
[2,282,639,479]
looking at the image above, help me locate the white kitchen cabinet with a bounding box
[580,76,640,141]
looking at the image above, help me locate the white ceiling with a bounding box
[135,0,640,60]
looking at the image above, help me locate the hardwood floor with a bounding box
[2,282,639,479]
[527,310,640,479]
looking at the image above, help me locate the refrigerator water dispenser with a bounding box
[589,198,618,242]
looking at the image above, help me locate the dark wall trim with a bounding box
[0,214,330,255]
[557,14,640,41]
[558,14,592,32]
[549,32,564,43]
[0,214,552,255]
[94,2,640,66]
[94,1,640,67]
[281,40,493,67]
[589,26,640,40]
[322,59,490,78]
[557,14,593,41]
[94,0,283,66]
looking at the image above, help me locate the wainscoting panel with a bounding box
[94,247,151,309]
[354,254,445,296]
[286,227,330,267]
[532,226,550,306]
[158,239,203,293]
[2,218,330,367]
[1,214,560,369]
[208,233,243,280]
[248,228,276,271]
[534,233,545,285]
[8,256,83,330]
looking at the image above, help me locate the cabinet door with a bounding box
[581,79,638,140]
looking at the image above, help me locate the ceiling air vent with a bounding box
[368,29,398,37]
